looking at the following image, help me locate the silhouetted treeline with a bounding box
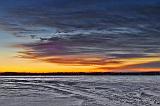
[0,72,160,76]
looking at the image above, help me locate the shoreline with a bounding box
[0,72,160,76]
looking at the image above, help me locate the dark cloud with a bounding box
[1,0,160,34]
[129,61,160,68]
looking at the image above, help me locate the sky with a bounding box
[0,0,160,73]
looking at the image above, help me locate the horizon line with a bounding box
[1,71,160,76]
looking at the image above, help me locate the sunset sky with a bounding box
[0,0,160,73]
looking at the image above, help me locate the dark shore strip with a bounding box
[0,72,160,76]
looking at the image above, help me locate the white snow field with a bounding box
[0,76,160,106]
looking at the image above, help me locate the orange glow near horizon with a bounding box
[0,51,160,73]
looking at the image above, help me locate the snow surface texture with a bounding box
[0,76,160,106]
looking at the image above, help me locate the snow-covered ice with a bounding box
[0,76,160,106]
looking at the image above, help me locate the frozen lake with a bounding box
[0,76,160,106]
